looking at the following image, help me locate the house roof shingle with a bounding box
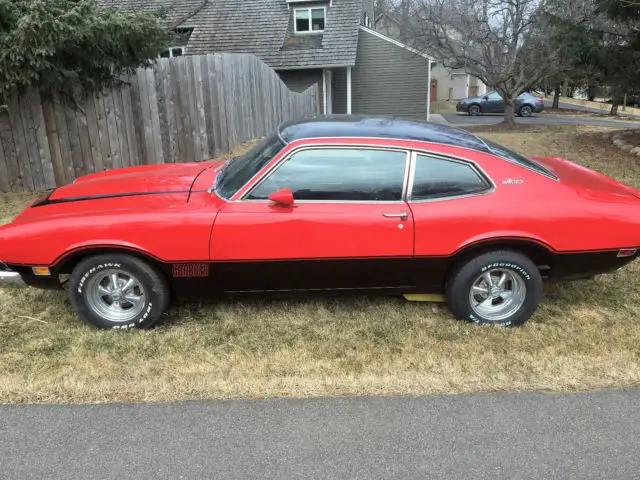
[99,0,363,69]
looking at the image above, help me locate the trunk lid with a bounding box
[533,156,640,200]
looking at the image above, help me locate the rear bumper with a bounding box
[548,249,638,282]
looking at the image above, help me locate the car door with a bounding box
[407,152,495,291]
[483,92,504,113]
[210,146,415,292]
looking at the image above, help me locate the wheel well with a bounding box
[448,240,554,278]
[54,247,167,276]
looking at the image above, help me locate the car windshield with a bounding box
[481,138,558,180]
[215,133,286,199]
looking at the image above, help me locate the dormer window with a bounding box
[294,7,326,33]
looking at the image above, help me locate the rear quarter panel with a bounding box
[411,145,640,255]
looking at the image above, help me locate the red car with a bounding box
[1,116,638,329]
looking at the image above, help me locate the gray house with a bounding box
[99,0,434,120]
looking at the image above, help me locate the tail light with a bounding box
[536,98,544,103]
[617,249,638,258]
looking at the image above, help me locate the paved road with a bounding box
[2,388,640,479]
[442,113,639,128]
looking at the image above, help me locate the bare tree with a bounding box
[410,0,559,126]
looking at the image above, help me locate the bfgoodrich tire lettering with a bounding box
[445,250,542,327]
[69,254,170,329]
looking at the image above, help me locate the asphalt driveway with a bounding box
[2,388,640,479]
[544,100,640,118]
[442,113,639,128]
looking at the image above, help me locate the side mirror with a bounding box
[482,96,489,101]
[268,188,294,207]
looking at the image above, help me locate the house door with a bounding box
[430,79,438,102]
[469,86,479,97]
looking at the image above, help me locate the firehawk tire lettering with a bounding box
[77,263,122,294]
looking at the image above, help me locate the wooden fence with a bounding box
[0,53,318,192]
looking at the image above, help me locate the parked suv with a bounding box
[456,91,544,117]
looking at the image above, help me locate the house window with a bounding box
[160,47,185,58]
[159,28,192,58]
[295,7,326,33]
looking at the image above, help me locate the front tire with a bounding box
[468,104,481,116]
[69,254,170,329]
[445,251,542,327]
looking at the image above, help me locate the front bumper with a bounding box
[456,102,467,112]
[0,270,26,288]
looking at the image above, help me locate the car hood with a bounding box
[46,163,215,202]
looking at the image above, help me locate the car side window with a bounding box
[410,154,491,201]
[246,148,408,201]
[487,92,502,100]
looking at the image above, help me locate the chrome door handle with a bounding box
[382,212,409,221]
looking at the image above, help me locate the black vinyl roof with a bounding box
[278,115,491,152]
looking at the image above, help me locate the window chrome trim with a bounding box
[406,150,496,203]
[238,145,412,204]
[272,135,560,182]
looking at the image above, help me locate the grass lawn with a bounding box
[0,125,639,404]
[430,101,458,115]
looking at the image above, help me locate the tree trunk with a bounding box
[610,97,619,116]
[552,84,561,109]
[622,92,627,112]
[562,79,569,97]
[587,85,597,102]
[503,99,516,128]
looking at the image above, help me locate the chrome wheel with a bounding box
[469,269,527,322]
[85,269,146,323]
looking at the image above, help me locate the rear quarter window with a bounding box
[411,154,491,201]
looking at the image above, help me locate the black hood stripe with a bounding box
[32,190,196,207]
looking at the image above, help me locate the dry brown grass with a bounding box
[0,125,639,404]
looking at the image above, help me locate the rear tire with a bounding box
[519,105,534,117]
[445,251,542,327]
[69,254,170,330]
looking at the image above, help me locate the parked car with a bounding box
[0,116,638,329]
[456,91,545,116]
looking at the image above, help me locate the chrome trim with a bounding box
[0,271,26,288]
[382,212,409,220]
[239,199,408,204]
[406,150,496,203]
[273,135,560,182]
[406,152,417,201]
[238,145,412,203]
[471,135,559,182]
